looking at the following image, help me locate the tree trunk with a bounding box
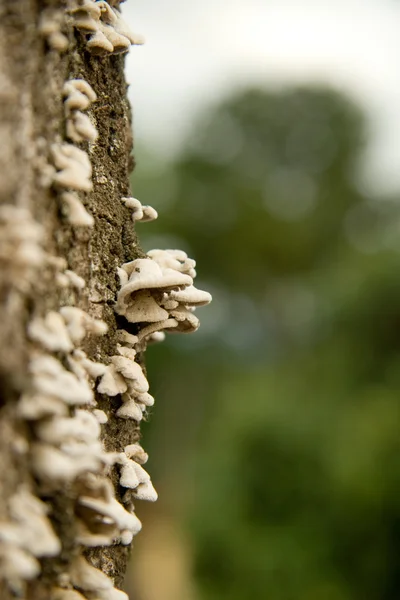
[0,1,145,598]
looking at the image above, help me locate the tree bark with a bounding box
[0,1,143,597]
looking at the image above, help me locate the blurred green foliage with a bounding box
[132,85,400,599]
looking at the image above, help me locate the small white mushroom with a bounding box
[86,29,114,53]
[147,331,166,345]
[111,356,149,394]
[17,394,68,420]
[65,269,86,289]
[116,344,137,361]
[75,520,115,547]
[70,556,113,592]
[60,306,107,343]
[52,588,87,600]
[52,143,92,192]
[93,409,108,424]
[121,197,143,219]
[136,318,179,343]
[147,248,197,278]
[135,392,155,408]
[116,330,139,347]
[121,197,158,222]
[72,350,108,379]
[124,444,149,464]
[63,79,97,114]
[169,284,212,307]
[0,206,45,287]
[141,205,158,222]
[61,192,94,227]
[28,311,74,353]
[98,364,127,396]
[35,411,101,446]
[39,9,69,52]
[78,494,142,537]
[132,480,158,502]
[116,395,143,421]
[6,490,61,558]
[118,289,169,324]
[119,460,140,489]
[31,443,103,483]
[30,355,94,405]
[66,111,98,143]
[169,306,200,334]
[0,544,40,583]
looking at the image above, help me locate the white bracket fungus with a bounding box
[65,269,86,290]
[39,9,69,52]
[51,143,93,192]
[115,258,193,323]
[116,394,144,421]
[52,589,87,600]
[69,0,144,55]
[148,248,197,279]
[67,111,98,144]
[0,489,60,589]
[28,311,74,353]
[117,448,158,502]
[61,192,94,227]
[0,205,45,288]
[30,355,94,406]
[121,197,158,223]
[60,306,108,343]
[17,394,68,421]
[63,79,98,143]
[63,79,97,114]
[76,476,142,545]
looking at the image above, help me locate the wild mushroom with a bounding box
[111,356,149,394]
[60,306,107,343]
[61,192,94,227]
[28,311,73,353]
[147,248,197,278]
[51,144,92,192]
[30,355,94,406]
[115,258,192,322]
[66,111,98,143]
[97,364,127,396]
[116,394,143,421]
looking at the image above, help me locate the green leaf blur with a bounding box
[132,85,400,600]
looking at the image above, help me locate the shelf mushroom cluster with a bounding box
[115,250,212,343]
[0,205,46,289]
[63,79,98,144]
[50,78,98,227]
[68,0,144,54]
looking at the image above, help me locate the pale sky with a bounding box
[123,0,400,194]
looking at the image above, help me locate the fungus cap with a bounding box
[118,258,193,298]
[169,284,212,307]
[136,318,179,343]
[115,289,169,323]
[124,444,149,464]
[98,364,128,396]
[28,311,73,353]
[132,480,158,502]
[17,394,68,420]
[116,397,143,422]
[111,356,149,393]
[70,556,113,592]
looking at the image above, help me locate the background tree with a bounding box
[133,86,400,600]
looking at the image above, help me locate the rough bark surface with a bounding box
[0,1,141,597]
